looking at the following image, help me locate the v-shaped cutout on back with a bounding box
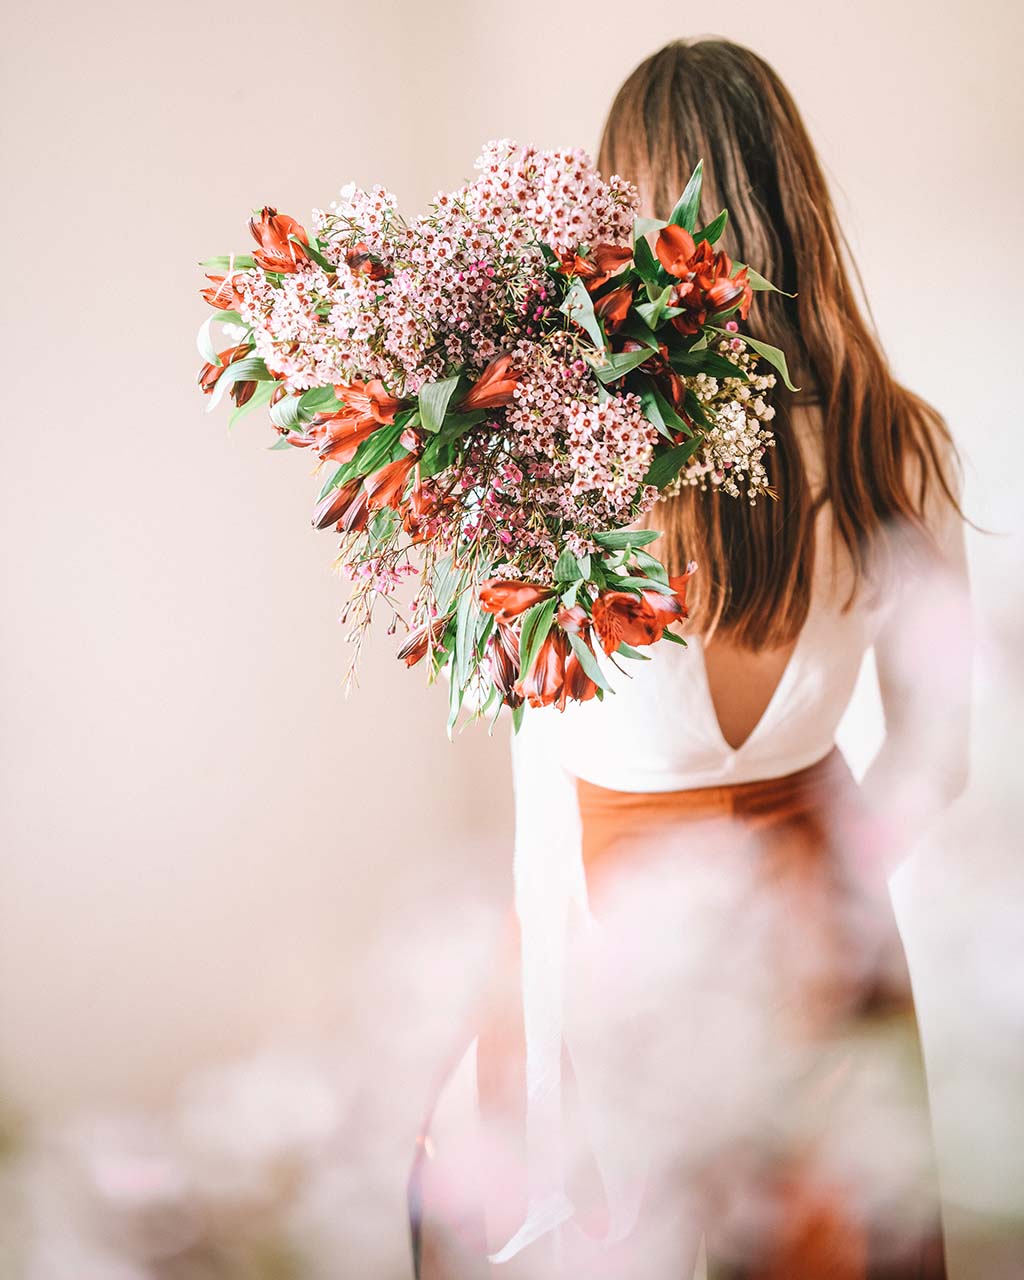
[697,633,801,754]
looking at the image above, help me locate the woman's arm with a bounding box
[861,457,972,862]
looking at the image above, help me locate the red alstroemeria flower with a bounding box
[655,224,698,277]
[312,478,368,533]
[556,604,589,634]
[402,470,447,543]
[557,242,633,292]
[314,380,405,463]
[458,355,518,411]
[516,628,569,709]
[315,414,383,463]
[657,231,753,333]
[593,283,634,333]
[365,454,417,512]
[592,565,695,655]
[592,591,661,653]
[345,241,387,281]
[562,649,599,706]
[479,579,554,623]
[334,379,403,425]
[486,622,523,707]
[397,617,449,668]
[197,344,251,394]
[200,273,247,310]
[707,265,753,319]
[249,207,309,273]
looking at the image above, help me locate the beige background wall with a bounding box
[2,0,1022,1270]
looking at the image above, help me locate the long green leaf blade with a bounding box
[668,160,704,232]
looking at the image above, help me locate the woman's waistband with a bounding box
[575,746,853,827]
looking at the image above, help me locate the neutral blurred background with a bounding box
[1,0,1022,1276]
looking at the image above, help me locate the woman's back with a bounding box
[554,401,889,791]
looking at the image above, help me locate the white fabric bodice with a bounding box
[555,580,887,793]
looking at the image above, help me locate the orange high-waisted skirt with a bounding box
[411,750,947,1279]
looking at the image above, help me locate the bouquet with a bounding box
[197,141,792,730]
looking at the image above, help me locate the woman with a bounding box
[411,39,969,1280]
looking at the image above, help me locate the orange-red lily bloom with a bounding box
[314,380,405,463]
[558,242,633,292]
[365,454,417,512]
[197,344,251,394]
[312,478,367,532]
[592,565,695,654]
[655,225,698,277]
[345,241,387,281]
[479,579,554,623]
[594,283,634,333]
[562,649,600,706]
[397,617,449,668]
[458,355,519,412]
[249,207,309,273]
[200,273,247,310]
[516,628,569,709]
[486,622,523,707]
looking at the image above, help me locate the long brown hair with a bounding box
[598,40,961,647]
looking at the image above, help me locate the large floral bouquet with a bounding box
[198,141,791,730]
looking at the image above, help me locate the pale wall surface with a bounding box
[1,0,1022,1270]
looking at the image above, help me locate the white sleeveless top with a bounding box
[490,410,901,1263]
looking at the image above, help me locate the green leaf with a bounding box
[732,262,793,295]
[299,386,341,415]
[659,628,688,647]
[644,438,703,489]
[631,235,662,290]
[200,254,257,271]
[454,582,481,690]
[518,596,557,683]
[667,348,748,381]
[559,278,605,350]
[418,375,463,433]
[684,389,713,432]
[269,394,304,432]
[511,702,525,734]
[694,209,728,246]
[668,160,704,232]
[567,633,613,693]
[616,314,660,352]
[593,528,661,551]
[614,574,674,594]
[634,284,674,331]
[588,347,651,384]
[228,379,274,429]
[647,383,693,438]
[318,422,403,493]
[291,235,335,273]
[730,331,799,391]
[616,642,651,661]
[433,559,460,616]
[268,435,295,451]
[631,547,669,584]
[554,549,584,582]
[437,409,487,438]
[447,662,465,740]
[197,314,222,367]
[633,216,667,240]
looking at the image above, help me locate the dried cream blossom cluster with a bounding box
[663,337,777,503]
